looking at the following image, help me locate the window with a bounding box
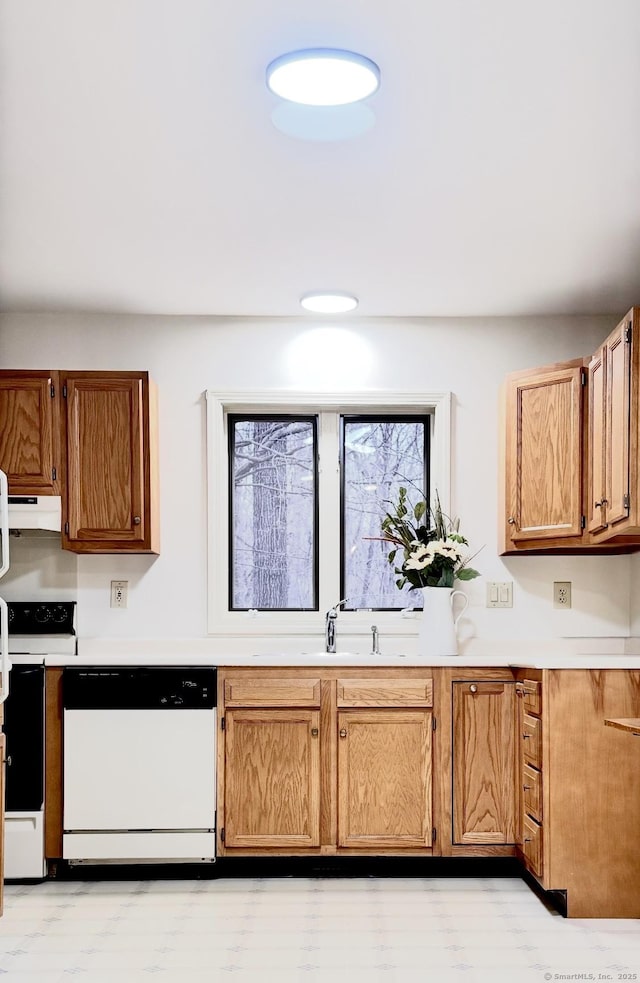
[229,416,318,610]
[341,417,429,610]
[206,390,451,637]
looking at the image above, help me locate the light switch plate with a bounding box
[486,581,513,608]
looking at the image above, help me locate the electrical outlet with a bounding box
[553,581,571,608]
[110,580,128,609]
[486,581,513,608]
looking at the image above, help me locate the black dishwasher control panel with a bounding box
[63,667,217,709]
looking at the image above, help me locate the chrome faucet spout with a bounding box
[325,598,349,654]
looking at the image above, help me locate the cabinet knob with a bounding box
[524,837,532,843]
[339,728,347,738]
[594,499,607,508]
[523,784,532,790]
[6,754,11,767]
[507,517,516,525]
[133,516,141,525]
[522,733,531,739]
[469,684,478,694]
[311,727,319,737]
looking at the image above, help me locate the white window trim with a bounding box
[205,389,452,638]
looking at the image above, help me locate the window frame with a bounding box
[206,389,452,638]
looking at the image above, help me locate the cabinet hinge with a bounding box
[62,384,67,398]
[220,827,225,843]
[221,716,225,731]
[52,467,57,482]
[581,514,586,529]
[432,716,437,731]
[432,827,437,843]
[625,323,632,344]
[64,521,69,534]
[50,383,55,398]
[580,368,587,386]
[623,493,631,512]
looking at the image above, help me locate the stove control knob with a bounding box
[52,605,69,623]
[35,605,51,623]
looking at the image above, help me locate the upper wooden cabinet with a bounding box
[0,371,62,495]
[501,359,586,552]
[500,307,640,554]
[61,371,159,554]
[0,368,159,554]
[588,310,639,542]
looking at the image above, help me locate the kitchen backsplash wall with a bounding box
[0,310,634,648]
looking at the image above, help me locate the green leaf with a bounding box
[388,549,397,564]
[414,500,426,522]
[456,567,480,581]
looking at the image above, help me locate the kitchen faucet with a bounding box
[325,598,348,653]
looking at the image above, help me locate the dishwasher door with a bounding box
[63,666,217,863]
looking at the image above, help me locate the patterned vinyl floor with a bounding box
[0,876,638,983]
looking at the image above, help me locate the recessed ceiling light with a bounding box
[300,293,359,314]
[266,49,380,107]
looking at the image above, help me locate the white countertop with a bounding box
[41,638,640,670]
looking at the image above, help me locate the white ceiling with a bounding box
[1,0,640,318]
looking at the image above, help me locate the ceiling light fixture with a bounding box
[266,49,380,107]
[300,293,359,314]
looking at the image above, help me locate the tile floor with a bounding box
[0,876,638,983]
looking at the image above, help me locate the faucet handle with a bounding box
[328,598,349,616]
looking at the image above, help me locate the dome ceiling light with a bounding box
[266,49,380,107]
[300,293,359,314]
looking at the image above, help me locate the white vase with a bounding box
[417,586,468,657]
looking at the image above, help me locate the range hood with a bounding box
[8,496,62,532]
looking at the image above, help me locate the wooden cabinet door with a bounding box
[587,346,607,534]
[62,372,159,553]
[224,709,321,848]
[0,371,61,495]
[503,361,584,549]
[337,710,432,849]
[452,681,518,845]
[604,318,632,531]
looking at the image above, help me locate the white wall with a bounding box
[0,311,630,651]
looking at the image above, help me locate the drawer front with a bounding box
[522,763,542,822]
[522,713,542,768]
[224,677,321,707]
[337,678,433,708]
[522,679,542,715]
[522,814,543,877]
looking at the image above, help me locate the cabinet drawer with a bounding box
[522,763,542,822]
[522,713,542,768]
[224,677,321,707]
[337,678,433,708]
[522,679,542,715]
[522,814,543,877]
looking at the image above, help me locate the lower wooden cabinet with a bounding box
[337,710,432,849]
[218,669,435,856]
[451,678,518,846]
[224,709,321,849]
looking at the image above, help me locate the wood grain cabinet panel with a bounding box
[522,763,542,823]
[452,681,518,845]
[0,371,61,495]
[224,709,321,848]
[522,713,542,768]
[61,372,159,553]
[502,360,585,552]
[337,678,433,708]
[521,679,542,715]
[337,710,432,849]
[522,814,543,877]
[224,677,321,708]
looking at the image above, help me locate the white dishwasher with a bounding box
[63,666,217,864]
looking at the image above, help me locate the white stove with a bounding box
[5,601,76,879]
